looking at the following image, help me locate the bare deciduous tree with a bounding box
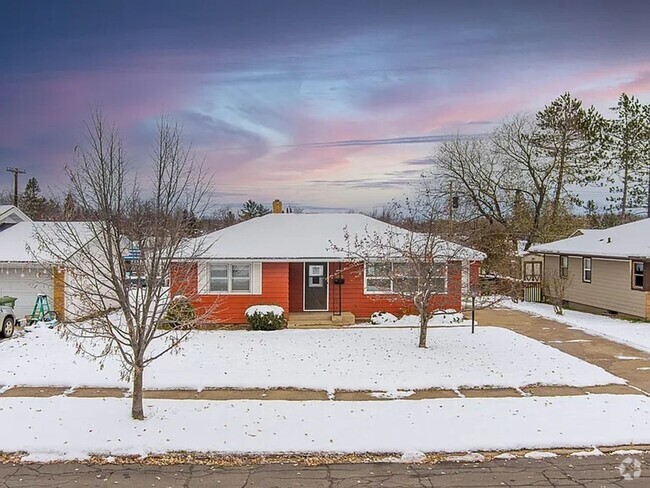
[434,115,555,250]
[543,269,571,315]
[34,112,213,420]
[334,182,484,348]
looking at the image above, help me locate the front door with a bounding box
[304,262,328,311]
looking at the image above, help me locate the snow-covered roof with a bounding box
[0,205,31,225]
[0,221,95,263]
[530,218,650,259]
[191,213,486,261]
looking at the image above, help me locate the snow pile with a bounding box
[494,452,518,460]
[570,447,604,457]
[399,451,426,463]
[0,326,623,390]
[524,451,558,459]
[245,305,285,317]
[504,300,650,354]
[1,395,648,461]
[446,453,486,463]
[370,311,398,324]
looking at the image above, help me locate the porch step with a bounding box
[287,312,356,328]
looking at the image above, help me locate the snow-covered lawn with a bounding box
[0,325,623,391]
[505,301,650,354]
[1,395,649,461]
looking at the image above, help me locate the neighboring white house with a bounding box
[0,205,30,229]
[530,218,650,319]
[0,207,95,319]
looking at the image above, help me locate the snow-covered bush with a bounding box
[245,305,287,331]
[370,311,398,325]
[395,309,464,326]
[163,295,196,329]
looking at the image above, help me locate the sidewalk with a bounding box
[0,382,639,400]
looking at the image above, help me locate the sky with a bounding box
[1,1,649,212]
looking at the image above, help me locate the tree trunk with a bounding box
[622,159,629,217]
[131,360,145,420]
[551,152,566,222]
[418,312,428,348]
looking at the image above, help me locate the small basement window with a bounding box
[632,261,644,290]
[582,257,592,283]
[559,255,569,278]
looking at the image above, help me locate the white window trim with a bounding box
[199,261,262,295]
[582,257,592,283]
[363,261,448,295]
[560,255,569,278]
[632,261,644,290]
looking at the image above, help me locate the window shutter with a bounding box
[252,262,262,295]
[197,261,209,294]
[644,261,650,292]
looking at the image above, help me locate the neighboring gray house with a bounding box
[530,219,650,319]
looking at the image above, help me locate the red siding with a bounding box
[327,261,462,320]
[171,262,289,324]
[171,260,466,324]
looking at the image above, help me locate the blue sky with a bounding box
[1,1,649,211]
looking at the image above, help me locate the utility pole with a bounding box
[6,167,26,207]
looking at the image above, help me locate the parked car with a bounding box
[0,305,15,338]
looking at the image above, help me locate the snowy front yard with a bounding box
[505,301,650,354]
[2,395,649,460]
[0,325,623,391]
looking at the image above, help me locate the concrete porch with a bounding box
[287,312,356,328]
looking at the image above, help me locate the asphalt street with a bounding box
[0,453,648,487]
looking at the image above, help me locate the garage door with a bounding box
[0,265,53,318]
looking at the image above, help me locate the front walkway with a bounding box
[476,308,650,395]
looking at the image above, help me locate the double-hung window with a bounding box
[582,257,592,283]
[209,263,251,293]
[632,261,644,290]
[559,255,569,279]
[365,263,393,293]
[364,262,447,294]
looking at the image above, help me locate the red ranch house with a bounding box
[171,209,484,326]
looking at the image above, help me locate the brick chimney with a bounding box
[272,199,283,214]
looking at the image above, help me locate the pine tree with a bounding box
[63,192,78,220]
[534,93,604,221]
[20,177,48,219]
[238,199,270,220]
[603,93,650,216]
[181,209,200,237]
